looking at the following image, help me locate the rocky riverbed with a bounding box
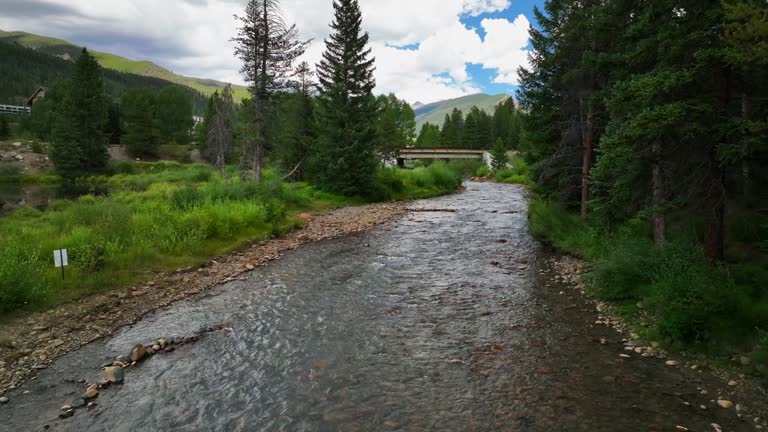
[0,201,406,394]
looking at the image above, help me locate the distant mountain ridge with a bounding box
[0,30,248,101]
[414,93,510,129]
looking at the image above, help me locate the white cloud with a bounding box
[0,0,532,104]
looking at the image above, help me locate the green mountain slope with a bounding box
[0,30,248,101]
[414,93,510,129]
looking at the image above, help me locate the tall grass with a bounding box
[0,161,465,313]
[529,198,768,358]
[494,156,531,185]
[373,162,463,201]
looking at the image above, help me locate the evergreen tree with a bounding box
[377,93,416,162]
[440,108,464,148]
[233,0,309,181]
[275,61,315,180]
[208,85,235,178]
[197,91,220,158]
[49,48,108,178]
[416,123,441,148]
[0,116,9,140]
[156,86,194,144]
[491,137,508,171]
[314,0,378,196]
[121,89,159,157]
[105,102,122,144]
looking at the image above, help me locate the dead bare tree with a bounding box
[232,0,309,182]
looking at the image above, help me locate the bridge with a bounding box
[0,104,31,115]
[396,147,491,167]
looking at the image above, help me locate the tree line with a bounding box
[518,0,768,262]
[415,98,523,152]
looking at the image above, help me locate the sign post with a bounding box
[54,249,68,280]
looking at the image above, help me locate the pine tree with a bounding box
[277,61,315,180]
[416,123,441,148]
[491,137,508,171]
[314,0,378,196]
[156,86,194,145]
[121,89,158,157]
[208,85,235,178]
[0,116,9,140]
[233,0,309,181]
[49,48,108,178]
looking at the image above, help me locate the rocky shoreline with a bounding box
[0,201,406,396]
[545,253,768,430]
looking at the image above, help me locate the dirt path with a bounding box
[0,202,406,394]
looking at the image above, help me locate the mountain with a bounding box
[0,30,248,101]
[414,93,510,129]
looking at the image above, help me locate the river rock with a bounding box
[665,360,679,367]
[728,380,738,386]
[58,410,74,419]
[129,344,146,362]
[739,356,752,366]
[82,385,98,399]
[0,396,8,404]
[104,366,124,383]
[717,400,734,408]
[12,142,21,147]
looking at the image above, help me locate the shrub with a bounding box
[475,165,490,178]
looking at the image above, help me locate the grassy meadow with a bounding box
[0,161,463,314]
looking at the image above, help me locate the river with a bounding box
[0,182,753,431]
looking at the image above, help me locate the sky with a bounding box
[0,0,544,104]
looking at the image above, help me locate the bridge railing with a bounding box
[0,104,31,115]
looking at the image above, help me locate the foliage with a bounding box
[313,0,379,196]
[372,162,463,201]
[121,89,159,157]
[491,138,508,171]
[0,116,9,140]
[156,86,194,145]
[49,48,109,178]
[415,122,441,148]
[377,93,416,161]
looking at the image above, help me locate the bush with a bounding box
[373,162,463,201]
[475,165,490,178]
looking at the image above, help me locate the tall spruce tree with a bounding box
[50,48,108,178]
[208,85,235,178]
[314,0,378,195]
[416,123,441,148]
[121,89,159,157]
[233,0,309,181]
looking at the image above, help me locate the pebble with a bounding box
[0,396,7,404]
[739,356,752,366]
[58,410,74,419]
[60,404,72,411]
[129,344,146,362]
[728,380,738,386]
[665,360,679,367]
[675,426,689,431]
[717,400,734,409]
[82,385,98,399]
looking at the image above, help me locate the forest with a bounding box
[518,0,768,356]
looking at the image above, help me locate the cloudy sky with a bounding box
[0,0,542,104]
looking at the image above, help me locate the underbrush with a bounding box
[373,162,464,201]
[494,157,531,185]
[529,198,768,368]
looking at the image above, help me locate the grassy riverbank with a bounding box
[529,199,768,374]
[0,162,463,313]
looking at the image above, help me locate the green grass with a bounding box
[529,198,768,368]
[0,162,463,314]
[494,156,531,185]
[373,162,464,201]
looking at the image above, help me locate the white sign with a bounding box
[54,249,69,268]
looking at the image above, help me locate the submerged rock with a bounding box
[104,366,124,383]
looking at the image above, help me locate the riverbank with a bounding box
[0,200,409,393]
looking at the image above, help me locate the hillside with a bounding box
[0,30,248,101]
[415,93,510,129]
[0,42,208,113]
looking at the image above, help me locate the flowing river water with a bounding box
[0,182,756,431]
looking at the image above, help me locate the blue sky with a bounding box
[0,0,546,104]
[461,0,543,97]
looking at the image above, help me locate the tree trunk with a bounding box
[741,91,751,198]
[580,97,593,223]
[651,140,666,245]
